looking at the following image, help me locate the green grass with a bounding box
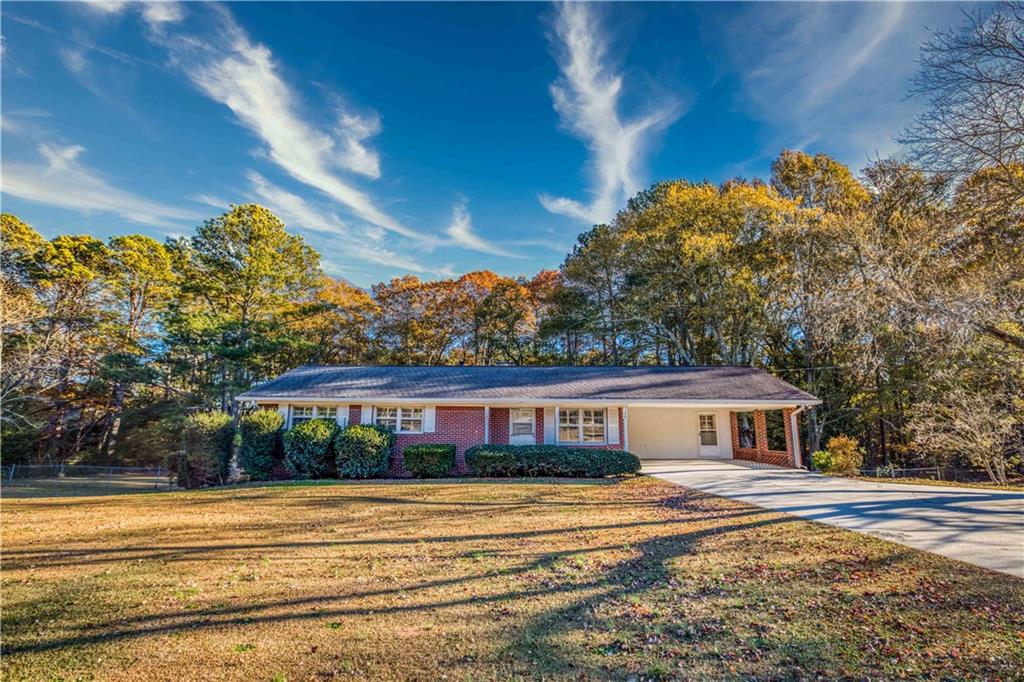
[2,477,1021,680]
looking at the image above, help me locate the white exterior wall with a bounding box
[626,407,733,460]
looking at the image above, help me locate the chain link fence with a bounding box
[3,464,176,497]
[858,466,1002,483]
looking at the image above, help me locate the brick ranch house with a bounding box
[236,365,820,472]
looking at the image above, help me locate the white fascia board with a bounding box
[242,396,821,408]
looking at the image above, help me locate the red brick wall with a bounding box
[344,403,626,474]
[730,409,795,468]
[490,407,509,445]
[392,406,485,475]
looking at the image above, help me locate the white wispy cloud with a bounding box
[79,1,130,15]
[150,6,429,242]
[335,109,382,179]
[540,2,682,225]
[245,171,444,275]
[443,201,522,258]
[2,143,199,227]
[59,47,88,75]
[141,1,185,28]
[705,3,965,170]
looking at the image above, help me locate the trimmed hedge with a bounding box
[335,424,394,478]
[464,445,640,478]
[238,409,284,481]
[178,411,234,488]
[403,444,456,478]
[283,419,339,479]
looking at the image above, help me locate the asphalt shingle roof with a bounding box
[237,365,819,404]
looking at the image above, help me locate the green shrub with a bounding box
[283,419,339,479]
[178,411,234,488]
[812,436,864,475]
[464,445,640,478]
[811,449,832,472]
[238,409,284,481]
[824,435,863,475]
[403,444,456,478]
[334,424,394,478]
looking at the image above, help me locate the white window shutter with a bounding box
[360,405,373,424]
[543,407,556,444]
[607,407,620,445]
[423,406,436,433]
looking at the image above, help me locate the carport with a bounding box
[625,402,816,467]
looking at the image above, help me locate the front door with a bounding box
[510,408,535,445]
[698,413,720,457]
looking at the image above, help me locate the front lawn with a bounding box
[2,478,1021,680]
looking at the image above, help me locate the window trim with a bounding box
[374,405,425,434]
[556,407,607,445]
[509,407,536,443]
[289,405,341,428]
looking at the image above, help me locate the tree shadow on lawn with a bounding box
[6,487,1021,679]
[0,516,696,570]
[4,502,781,656]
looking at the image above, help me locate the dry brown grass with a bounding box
[2,477,1022,681]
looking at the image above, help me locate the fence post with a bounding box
[154,468,161,489]
[7,464,15,485]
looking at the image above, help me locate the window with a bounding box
[291,406,314,426]
[374,406,398,430]
[375,406,423,433]
[400,407,423,433]
[582,409,605,443]
[765,410,787,451]
[736,411,756,449]
[558,408,606,444]
[559,409,580,442]
[511,409,534,436]
[699,414,718,446]
[290,405,340,427]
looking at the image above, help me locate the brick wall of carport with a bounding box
[729,408,796,467]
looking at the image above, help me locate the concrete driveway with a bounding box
[643,459,1024,578]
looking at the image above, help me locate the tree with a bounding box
[291,277,379,365]
[769,150,870,452]
[910,380,1022,485]
[612,179,797,366]
[901,2,1024,197]
[1,215,46,431]
[25,235,115,459]
[100,235,177,457]
[165,205,322,411]
[475,278,536,365]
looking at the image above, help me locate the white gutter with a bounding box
[790,405,806,468]
[238,396,821,409]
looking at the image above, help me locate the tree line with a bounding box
[2,3,1022,481]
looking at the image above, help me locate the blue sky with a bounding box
[2,1,970,286]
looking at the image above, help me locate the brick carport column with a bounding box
[783,407,797,467]
[753,410,769,462]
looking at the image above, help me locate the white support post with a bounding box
[484,406,490,445]
[790,406,805,468]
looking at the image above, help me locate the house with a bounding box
[236,365,821,472]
